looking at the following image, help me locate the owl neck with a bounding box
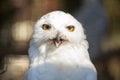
[29,40,90,66]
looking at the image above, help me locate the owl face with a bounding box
[32,11,86,47]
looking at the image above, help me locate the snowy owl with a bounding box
[23,11,97,80]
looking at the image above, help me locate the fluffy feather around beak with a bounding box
[53,36,63,47]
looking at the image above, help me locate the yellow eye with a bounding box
[66,25,75,32]
[42,24,51,30]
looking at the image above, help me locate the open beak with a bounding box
[53,37,63,48]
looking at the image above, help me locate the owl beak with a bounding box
[53,37,62,48]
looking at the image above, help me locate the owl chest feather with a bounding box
[26,44,96,80]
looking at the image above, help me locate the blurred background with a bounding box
[0,0,120,80]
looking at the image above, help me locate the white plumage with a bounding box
[23,11,97,80]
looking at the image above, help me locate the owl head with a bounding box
[32,11,86,48]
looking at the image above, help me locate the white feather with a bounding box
[23,11,97,80]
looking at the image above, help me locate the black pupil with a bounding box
[68,26,73,29]
[43,24,50,29]
[46,25,50,29]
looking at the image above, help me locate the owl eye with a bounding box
[42,24,51,30]
[66,25,75,32]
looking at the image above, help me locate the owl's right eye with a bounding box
[42,24,51,30]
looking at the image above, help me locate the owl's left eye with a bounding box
[66,25,75,32]
[42,24,51,30]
